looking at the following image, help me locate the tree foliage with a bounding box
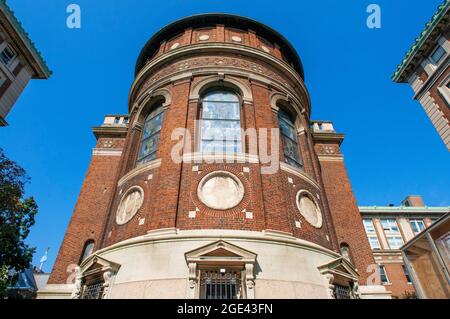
[0,148,37,298]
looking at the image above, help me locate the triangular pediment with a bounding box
[185,240,257,264]
[318,257,359,281]
[80,254,121,274]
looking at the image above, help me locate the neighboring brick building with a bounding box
[39,14,390,299]
[0,0,51,126]
[359,195,449,298]
[393,1,450,151]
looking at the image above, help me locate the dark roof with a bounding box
[135,13,304,79]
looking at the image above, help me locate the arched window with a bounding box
[278,109,302,168]
[340,243,351,262]
[137,105,164,166]
[200,90,242,154]
[80,240,95,264]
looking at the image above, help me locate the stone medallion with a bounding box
[199,34,210,41]
[231,36,242,43]
[170,42,180,50]
[116,186,144,225]
[197,171,244,210]
[296,190,323,228]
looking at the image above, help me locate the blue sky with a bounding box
[1,0,449,272]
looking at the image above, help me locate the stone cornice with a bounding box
[129,43,310,115]
[312,132,345,146]
[392,1,450,83]
[92,126,128,139]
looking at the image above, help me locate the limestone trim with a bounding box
[317,155,345,162]
[318,257,360,299]
[418,92,450,150]
[270,91,306,117]
[182,152,259,164]
[72,255,121,299]
[92,229,342,264]
[131,87,171,128]
[129,43,311,113]
[189,74,253,103]
[184,240,257,299]
[117,158,162,187]
[279,162,321,190]
[132,67,307,118]
[92,148,123,157]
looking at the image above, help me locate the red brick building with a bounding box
[393,1,450,151]
[359,195,449,298]
[39,14,389,299]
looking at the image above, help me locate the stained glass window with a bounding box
[200,90,242,153]
[278,109,302,168]
[137,106,164,166]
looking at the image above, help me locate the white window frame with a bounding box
[363,219,376,234]
[363,219,381,250]
[368,236,381,250]
[409,219,426,235]
[380,219,400,234]
[386,235,404,249]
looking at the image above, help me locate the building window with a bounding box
[363,219,381,250]
[200,269,242,299]
[333,284,351,299]
[379,265,389,284]
[430,45,446,65]
[368,236,381,250]
[0,44,16,66]
[79,240,95,264]
[363,219,376,233]
[410,219,425,235]
[200,90,242,154]
[387,236,404,249]
[137,105,164,166]
[381,219,399,233]
[278,109,302,168]
[340,244,351,262]
[381,219,403,249]
[114,117,121,124]
[80,279,104,299]
[402,265,412,284]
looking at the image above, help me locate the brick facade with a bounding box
[48,14,378,296]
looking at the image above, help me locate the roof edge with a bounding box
[392,0,450,83]
[134,13,304,79]
[0,0,52,78]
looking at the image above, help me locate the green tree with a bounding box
[0,148,37,298]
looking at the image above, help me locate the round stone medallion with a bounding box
[199,34,210,41]
[116,186,144,225]
[261,45,270,53]
[197,171,244,210]
[296,190,323,228]
[170,42,180,50]
[231,36,242,43]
